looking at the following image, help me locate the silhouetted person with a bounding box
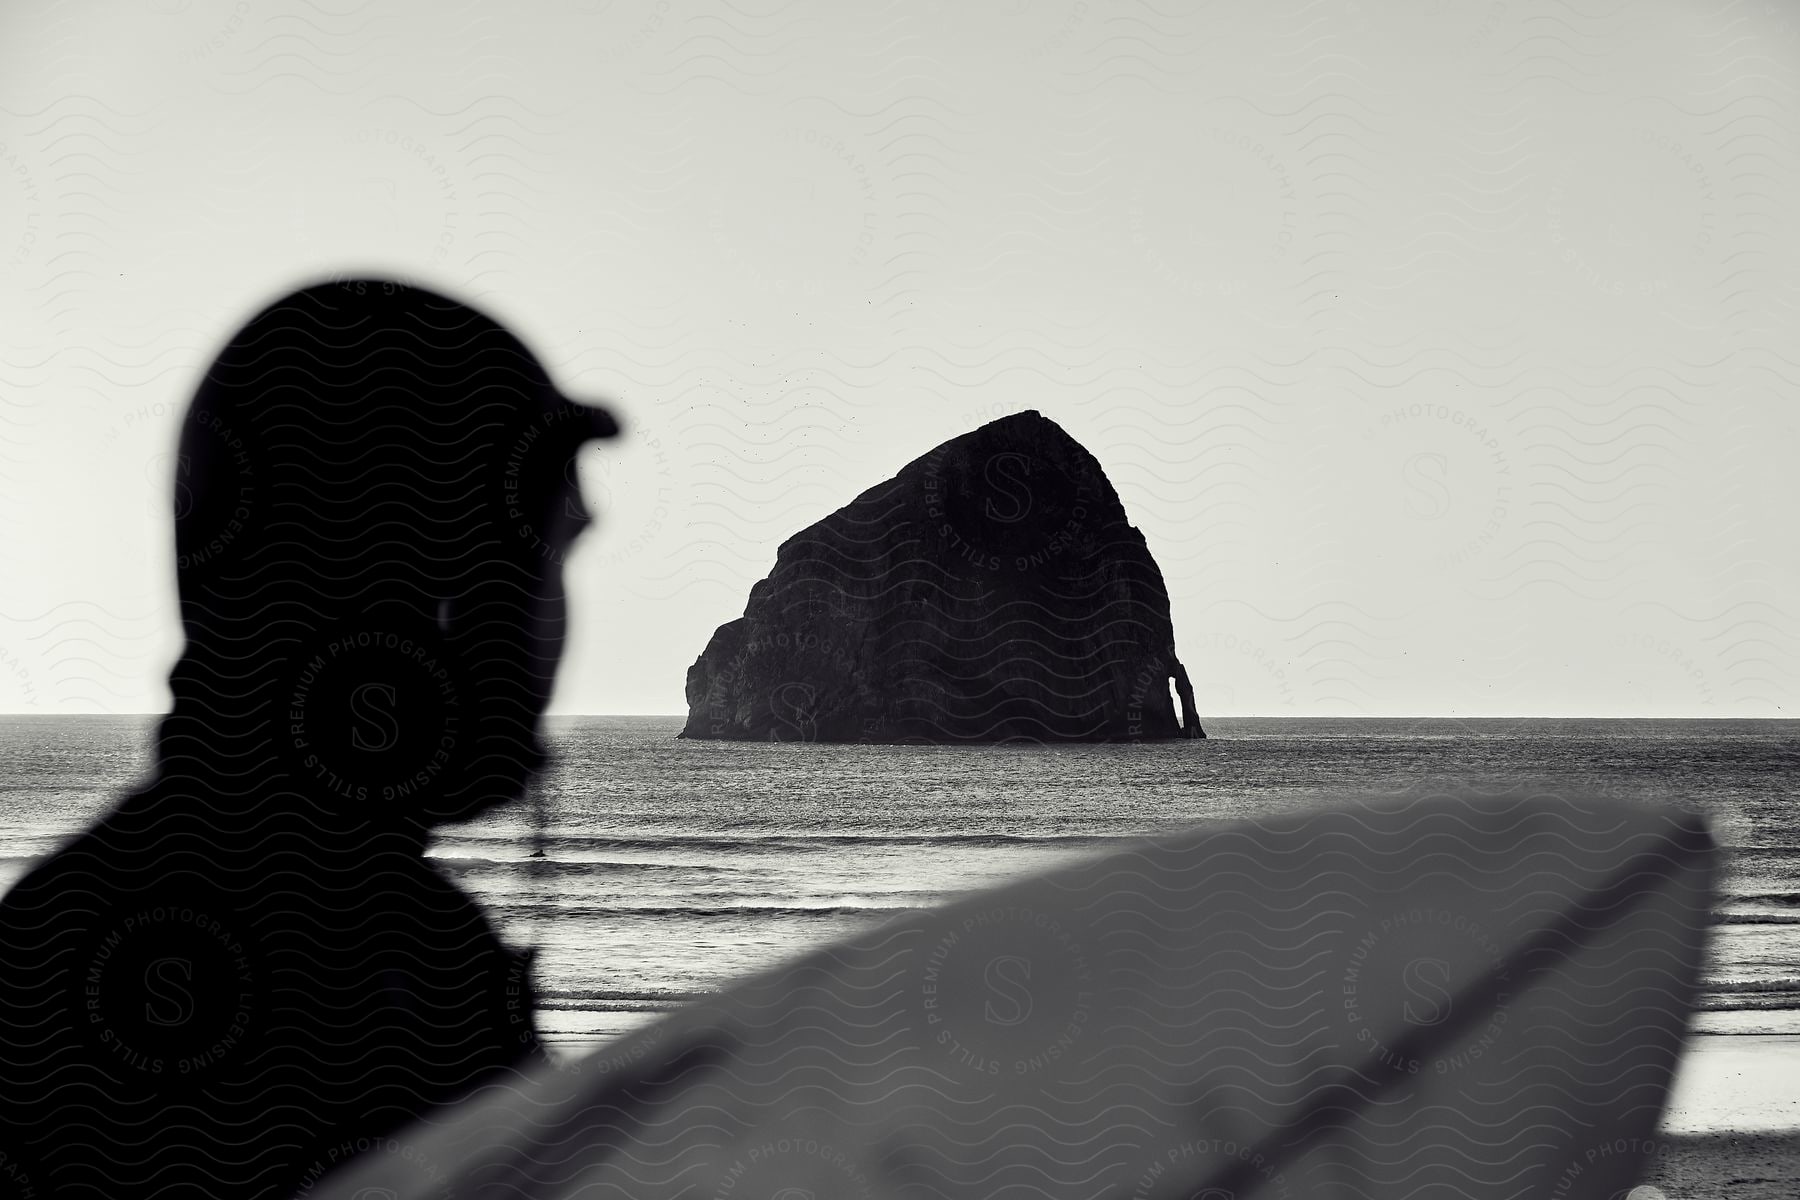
[0,278,618,1198]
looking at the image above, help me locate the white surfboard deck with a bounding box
[305,790,1716,1199]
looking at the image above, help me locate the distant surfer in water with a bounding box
[0,278,617,1198]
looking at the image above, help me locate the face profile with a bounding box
[164,275,617,828]
[0,276,618,1199]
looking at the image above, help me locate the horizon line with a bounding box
[0,711,1789,722]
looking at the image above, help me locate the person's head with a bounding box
[158,277,617,831]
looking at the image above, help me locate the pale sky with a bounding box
[1,0,1795,717]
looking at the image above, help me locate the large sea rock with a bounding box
[681,411,1203,742]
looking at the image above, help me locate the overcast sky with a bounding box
[1,0,1795,717]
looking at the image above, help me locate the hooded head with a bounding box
[157,277,617,832]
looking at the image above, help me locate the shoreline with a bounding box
[1662,1035,1800,1135]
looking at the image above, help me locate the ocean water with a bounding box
[2,714,1797,1050]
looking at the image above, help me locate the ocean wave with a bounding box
[480,884,1800,929]
[538,999,685,1013]
[432,831,1126,854]
[1692,977,1800,1013]
[1703,979,1800,995]
[433,856,743,871]
[530,988,1800,1017]
[473,883,1800,930]
[1723,891,1800,906]
[1696,998,1800,1012]
[487,902,919,919]
[1714,913,1800,926]
[536,987,703,1012]
[1714,892,1800,924]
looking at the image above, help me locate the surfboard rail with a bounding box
[301,788,1718,1200]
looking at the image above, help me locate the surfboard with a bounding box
[301,789,1717,1199]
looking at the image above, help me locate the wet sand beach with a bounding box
[1648,1133,1800,1198]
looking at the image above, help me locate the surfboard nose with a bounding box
[304,789,1718,1200]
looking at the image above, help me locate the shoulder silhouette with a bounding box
[0,277,617,1199]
